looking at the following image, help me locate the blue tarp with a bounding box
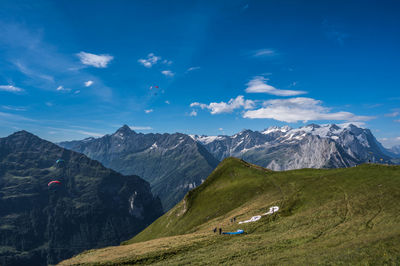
[222,229,244,235]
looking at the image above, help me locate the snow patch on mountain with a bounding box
[189,135,226,144]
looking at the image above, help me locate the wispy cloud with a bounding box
[0,111,35,122]
[0,85,24,93]
[252,49,277,57]
[161,70,174,77]
[84,80,94,87]
[395,119,400,123]
[190,95,255,114]
[186,66,200,72]
[77,52,114,68]
[190,110,197,117]
[322,20,349,46]
[162,59,173,65]
[129,126,152,130]
[145,109,153,114]
[243,97,373,123]
[74,130,104,137]
[47,126,105,138]
[14,61,54,82]
[245,76,306,96]
[385,111,399,117]
[2,105,26,111]
[165,100,170,104]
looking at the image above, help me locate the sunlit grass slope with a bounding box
[59,157,400,265]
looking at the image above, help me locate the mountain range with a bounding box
[0,131,162,265]
[59,123,397,211]
[191,123,396,170]
[59,125,219,211]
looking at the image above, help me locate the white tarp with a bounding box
[238,206,279,224]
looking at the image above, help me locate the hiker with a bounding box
[233,217,236,222]
[219,228,222,235]
[213,227,217,233]
[230,218,233,223]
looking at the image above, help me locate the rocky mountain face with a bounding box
[59,125,219,211]
[0,131,163,266]
[191,123,393,170]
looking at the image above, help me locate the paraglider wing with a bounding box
[222,229,244,235]
[56,159,65,164]
[48,180,61,186]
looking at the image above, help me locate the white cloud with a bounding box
[245,76,306,96]
[219,127,223,131]
[190,110,197,117]
[165,100,170,104]
[243,97,373,123]
[190,95,255,114]
[84,80,94,87]
[45,102,53,107]
[138,53,161,68]
[74,90,80,94]
[77,51,114,68]
[129,126,152,130]
[253,49,276,57]
[56,85,70,92]
[187,66,200,72]
[0,85,24,93]
[385,111,399,117]
[145,109,153,114]
[395,119,400,123]
[161,70,174,77]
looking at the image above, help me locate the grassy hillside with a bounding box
[59,158,400,265]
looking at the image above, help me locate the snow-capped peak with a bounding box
[262,125,291,134]
[189,135,226,145]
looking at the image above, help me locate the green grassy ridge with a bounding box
[126,158,400,245]
[124,157,279,244]
[61,158,400,265]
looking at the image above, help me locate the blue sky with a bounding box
[0,0,399,147]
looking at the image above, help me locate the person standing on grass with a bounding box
[219,228,222,235]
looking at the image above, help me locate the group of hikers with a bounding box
[212,217,237,234]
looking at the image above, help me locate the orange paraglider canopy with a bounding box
[48,180,61,186]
